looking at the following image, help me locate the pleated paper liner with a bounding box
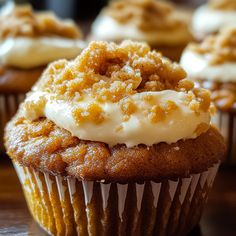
[0,94,25,151]
[212,111,236,165]
[14,161,219,236]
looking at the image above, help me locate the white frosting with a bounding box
[0,1,14,16]
[23,90,210,147]
[0,37,86,69]
[192,5,236,39]
[180,49,236,82]
[91,15,191,46]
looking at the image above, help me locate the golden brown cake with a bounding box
[0,4,85,151]
[192,0,236,41]
[181,25,236,164]
[5,41,226,236]
[89,0,192,61]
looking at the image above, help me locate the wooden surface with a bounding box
[0,157,236,236]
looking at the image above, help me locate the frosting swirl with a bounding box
[0,37,85,69]
[22,41,213,147]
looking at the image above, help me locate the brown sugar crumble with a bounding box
[104,0,187,32]
[194,122,210,136]
[148,100,178,123]
[28,40,212,124]
[120,97,137,116]
[72,103,105,125]
[38,40,189,99]
[190,26,236,65]
[210,0,236,10]
[0,5,82,39]
[198,80,236,112]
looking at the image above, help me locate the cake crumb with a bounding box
[0,4,82,39]
[190,26,236,64]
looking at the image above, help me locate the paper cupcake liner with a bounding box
[212,111,236,165]
[13,161,219,236]
[0,93,24,151]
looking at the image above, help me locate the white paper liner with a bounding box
[0,93,24,151]
[13,162,220,236]
[212,111,236,165]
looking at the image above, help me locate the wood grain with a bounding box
[0,156,236,236]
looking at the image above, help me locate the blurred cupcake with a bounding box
[0,4,85,151]
[89,0,192,61]
[5,41,226,236]
[192,0,236,41]
[181,26,236,165]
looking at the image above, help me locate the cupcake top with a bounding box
[181,26,236,81]
[91,0,192,46]
[192,0,236,39]
[0,4,85,69]
[5,41,226,181]
[181,26,236,111]
[21,40,213,147]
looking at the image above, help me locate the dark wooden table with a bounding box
[1,157,236,236]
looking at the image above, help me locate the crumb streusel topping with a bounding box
[0,4,82,39]
[91,0,192,46]
[210,0,236,10]
[200,80,236,112]
[190,26,236,65]
[0,4,85,68]
[22,41,212,147]
[105,0,187,32]
[180,26,236,111]
[181,25,236,83]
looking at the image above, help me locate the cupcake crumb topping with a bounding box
[190,26,236,65]
[22,41,212,146]
[39,40,188,100]
[104,0,187,32]
[210,0,236,10]
[0,4,82,39]
[198,80,236,111]
[32,40,212,125]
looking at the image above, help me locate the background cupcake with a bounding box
[0,4,85,151]
[192,0,236,41]
[181,25,236,165]
[5,40,226,235]
[89,0,192,61]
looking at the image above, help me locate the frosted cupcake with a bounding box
[0,4,85,151]
[5,41,225,236]
[89,0,192,61]
[192,0,236,40]
[181,26,236,164]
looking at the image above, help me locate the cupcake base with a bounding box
[212,111,236,165]
[14,162,219,236]
[0,94,24,151]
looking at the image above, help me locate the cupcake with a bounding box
[5,41,226,236]
[89,0,192,61]
[192,0,236,41]
[180,26,236,164]
[0,4,85,151]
